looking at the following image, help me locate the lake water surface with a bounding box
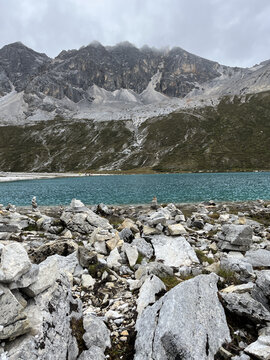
[0,172,269,206]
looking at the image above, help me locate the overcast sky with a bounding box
[1,0,270,67]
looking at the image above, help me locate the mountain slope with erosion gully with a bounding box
[0,91,269,173]
[0,41,270,172]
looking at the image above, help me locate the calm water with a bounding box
[0,172,269,206]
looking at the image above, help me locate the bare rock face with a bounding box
[0,243,31,283]
[4,273,82,360]
[244,249,270,268]
[0,285,30,341]
[218,224,253,251]
[60,199,112,234]
[134,274,231,360]
[136,275,166,315]
[82,314,111,352]
[151,235,199,267]
[0,41,224,107]
[0,211,32,233]
[244,325,270,359]
[220,292,270,324]
[0,42,50,92]
[251,270,270,310]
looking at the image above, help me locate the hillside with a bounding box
[0,91,269,172]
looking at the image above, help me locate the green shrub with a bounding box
[159,275,181,290]
[195,249,214,264]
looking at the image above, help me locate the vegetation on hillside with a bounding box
[0,91,269,172]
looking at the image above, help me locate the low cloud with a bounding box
[0,0,270,67]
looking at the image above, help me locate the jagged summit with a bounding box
[0,41,27,50]
[86,40,104,48]
[113,41,137,48]
[0,40,270,125]
[0,41,49,58]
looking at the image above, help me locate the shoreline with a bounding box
[0,171,114,182]
[16,199,270,212]
[0,169,269,183]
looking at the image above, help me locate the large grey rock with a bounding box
[4,272,82,360]
[132,238,154,259]
[122,243,138,267]
[52,252,80,276]
[61,199,112,234]
[135,262,173,280]
[148,209,169,226]
[220,292,270,324]
[65,198,89,212]
[96,203,112,216]
[61,211,95,234]
[244,326,270,359]
[77,247,98,268]
[251,270,270,310]
[218,224,253,251]
[94,240,107,255]
[0,243,31,283]
[82,314,111,351]
[107,248,121,269]
[136,275,166,315]
[28,239,77,264]
[244,249,270,268]
[167,223,187,236]
[151,235,199,267]
[23,255,61,297]
[135,274,231,360]
[254,270,270,298]
[0,212,30,233]
[119,228,134,243]
[0,285,30,340]
[220,255,254,282]
[81,274,95,289]
[78,346,106,360]
[9,264,39,290]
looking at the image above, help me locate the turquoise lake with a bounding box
[0,172,270,206]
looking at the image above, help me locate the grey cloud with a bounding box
[0,0,270,67]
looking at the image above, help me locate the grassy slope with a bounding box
[135,92,270,172]
[0,91,269,172]
[0,119,134,171]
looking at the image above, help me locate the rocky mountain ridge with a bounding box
[1,41,269,125]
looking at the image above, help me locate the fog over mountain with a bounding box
[1,0,270,67]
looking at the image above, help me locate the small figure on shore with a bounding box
[32,196,38,212]
[151,196,158,210]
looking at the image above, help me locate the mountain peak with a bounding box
[86,40,104,48]
[6,41,26,47]
[114,41,136,48]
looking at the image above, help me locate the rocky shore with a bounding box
[0,198,270,359]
